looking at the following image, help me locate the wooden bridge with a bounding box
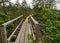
[0,15,44,43]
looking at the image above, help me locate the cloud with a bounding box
[55,0,60,4]
[10,0,16,3]
[56,3,60,10]
[55,0,60,10]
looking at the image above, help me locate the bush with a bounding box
[0,13,10,24]
[33,8,60,43]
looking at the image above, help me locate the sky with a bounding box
[55,0,60,10]
[10,0,60,10]
[10,0,33,5]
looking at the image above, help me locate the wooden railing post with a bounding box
[1,25,7,43]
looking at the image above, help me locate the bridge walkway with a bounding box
[15,16,32,43]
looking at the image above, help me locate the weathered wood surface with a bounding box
[15,22,26,43]
[15,16,32,43]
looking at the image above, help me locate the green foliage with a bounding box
[28,34,34,43]
[33,8,60,43]
[7,24,14,37]
[0,13,10,24]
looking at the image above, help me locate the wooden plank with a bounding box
[15,22,26,43]
[15,20,31,43]
[24,22,29,43]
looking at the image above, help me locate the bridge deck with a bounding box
[1,15,43,43]
[15,16,32,43]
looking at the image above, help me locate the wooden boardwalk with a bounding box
[1,15,44,43]
[15,16,32,43]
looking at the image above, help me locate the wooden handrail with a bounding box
[0,15,23,43]
[2,15,23,26]
[29,15,39,25]
[7,19,24,42]
[29,15,44,43]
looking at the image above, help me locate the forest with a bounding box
[0,0,60,43]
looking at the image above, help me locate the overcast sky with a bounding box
[55,0,60,10]
[10,0,60,10]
